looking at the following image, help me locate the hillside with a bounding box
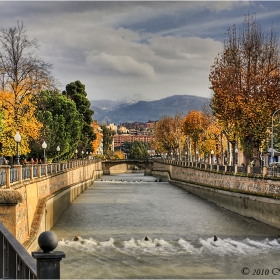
[90,95,209,124]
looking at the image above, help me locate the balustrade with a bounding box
[159,159,279,177]
[0,159,98,189]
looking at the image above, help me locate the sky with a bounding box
[0,1,279,102]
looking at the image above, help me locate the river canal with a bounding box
[51,173,280,279]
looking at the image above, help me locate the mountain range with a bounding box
[90,94,209,124]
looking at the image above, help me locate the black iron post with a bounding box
[32,231,65,279]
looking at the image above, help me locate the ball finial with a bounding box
[38,231,58,253]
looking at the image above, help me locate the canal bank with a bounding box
[52,172,280,279]
[152,161,280,230]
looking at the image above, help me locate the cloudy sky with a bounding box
[0,1,279,102]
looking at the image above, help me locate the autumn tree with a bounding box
[209,14,280,166]
[91,120,103,154]
[0,22,53,156]
[152,113,185,157]
[183,110,210,160]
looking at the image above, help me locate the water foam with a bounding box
[58,236,280,257]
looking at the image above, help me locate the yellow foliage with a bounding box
[0,89,42,156]
[91,120,103,154]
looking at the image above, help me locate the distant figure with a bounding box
[31,158,35,165]
[144,236,149,241]
[22,158,27,166]
[73,235,79,241]
[214,235,218,241]
[0,153,7,165]
[39,159,43,164]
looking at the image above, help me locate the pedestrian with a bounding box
[22,158,27,166]
[0,153,7,165]
[31,158,35,165]
[39,159,43,164]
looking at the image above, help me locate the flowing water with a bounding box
[51,173,280,279]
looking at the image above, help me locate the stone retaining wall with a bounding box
[0,161,103,248]
[152,162,280,229]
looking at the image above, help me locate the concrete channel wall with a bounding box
[152,161,280,229]
[0,160,103,252]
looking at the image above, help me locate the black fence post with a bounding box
[32,231,65,279]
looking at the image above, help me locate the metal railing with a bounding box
[0,221,37,279]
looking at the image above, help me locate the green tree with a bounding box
[128,141,150,160]
[62,80,95,153]
[101,125,116,157]
[31,90,83,161]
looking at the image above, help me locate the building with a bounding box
[114,134,153,149]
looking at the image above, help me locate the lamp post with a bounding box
[75,149,78,161]
[86,151,88,160]
[42,141,47,163]
[171,152,173,160]
[185,152,188,162]
[271,109,280,166]
[235,147,238,165]
[211,150,214,164]
[14,131,21,165]
[81,151,84,160]
[56,146,60,162]
[177,152,179,161]
[196,150,199,162]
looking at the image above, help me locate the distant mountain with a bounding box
[90,95,209,124]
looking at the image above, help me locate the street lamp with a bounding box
[81,150,84,160]
[211,150,214,164]
[177,152,179,161]
[185,151,188,162]
[75,149,78,160]
[14,131,21,165]
[271,109,280,166]
[235,147,238,165]
[196,150,199,162]
[171,152,173,160]
[86,151,88,160]
[42,141,47,163]
[56,146,60,162]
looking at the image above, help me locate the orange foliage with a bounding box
[91,120,103,154]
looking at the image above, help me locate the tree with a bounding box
[32,90,83,161]
[209,14,280,166]
[183,110,210,159]
[0,22,53,156]
[128,141,150,160]
[101,125,115,157]
[91,120,103,154]
[62,80,95,153]
[152,113,185,156]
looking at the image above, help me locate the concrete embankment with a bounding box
[152,161,280,230]
[0,160,103,253]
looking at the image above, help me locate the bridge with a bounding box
[102,159,153,175]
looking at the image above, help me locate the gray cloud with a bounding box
[0,1,278,102]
